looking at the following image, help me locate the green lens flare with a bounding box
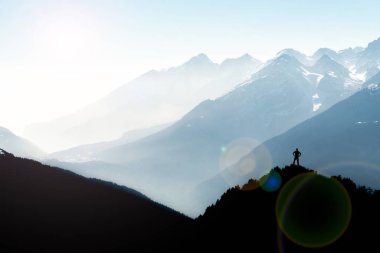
[276,173,352,248]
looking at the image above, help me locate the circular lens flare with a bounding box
[260,170,282,192]
[276,173,352,248]
[219,138,272,189]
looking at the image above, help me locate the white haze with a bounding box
[24,54,262,152]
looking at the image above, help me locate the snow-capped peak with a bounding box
[348,65,367,82]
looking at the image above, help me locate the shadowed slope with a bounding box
[0,150,192,253]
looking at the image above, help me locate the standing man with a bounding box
[292,148,301,166]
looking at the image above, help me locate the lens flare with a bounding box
[260,170,282,192]
[276,173,352,248]
[219,138,272,189]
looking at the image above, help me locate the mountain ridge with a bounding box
[2,151,379,252]
[0,150,192,252]
[24,53,262,152]
[0,126,45,159]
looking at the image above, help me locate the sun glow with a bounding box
[0,7,129,136]
[33,10,98,62]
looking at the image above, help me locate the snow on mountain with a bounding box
[348,65,367,82]
[300,66,324,86]
[24,54,262,152]
[25,38,380,153]
[48,51,371,217]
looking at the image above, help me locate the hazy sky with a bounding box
[1,0,380,134]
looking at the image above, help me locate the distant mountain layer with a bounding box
[0,126,44,159]
[25,37,380,153]
[25,54,262,151]
[2,152,379,252]
[48,123,170,162]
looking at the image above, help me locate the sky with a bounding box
[0,0,380,135]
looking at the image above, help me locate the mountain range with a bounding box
[24,53,262,152]
[47,38,379,217]
[4,37,380,217]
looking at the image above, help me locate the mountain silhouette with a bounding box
[2,150,380,252]
[0,150,191,252]
[196,165,380,252]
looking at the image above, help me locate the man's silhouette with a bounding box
[292,148,301,166]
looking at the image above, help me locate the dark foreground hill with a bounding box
[0,149,192,252]
[196,165,380,252]
[1,149,379,252]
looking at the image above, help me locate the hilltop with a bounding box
[197,165,380,252]
[1,150,379,252]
